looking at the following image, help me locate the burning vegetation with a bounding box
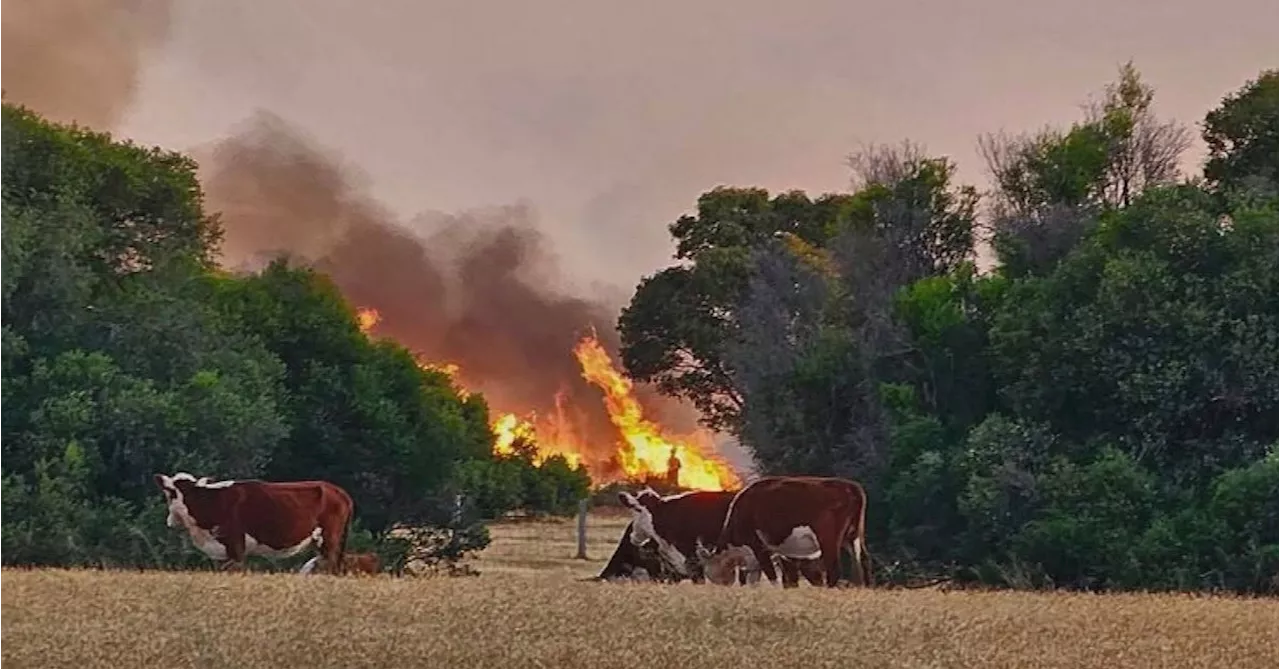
[356,307,740,491]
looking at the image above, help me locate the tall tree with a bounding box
[617,188,852,431]
[1202,69,1278,196]
[1087,62,1192,208]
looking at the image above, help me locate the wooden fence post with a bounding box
[575,498,589,560]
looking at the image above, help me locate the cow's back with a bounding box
[720,476,859,547]
[661,491,735,555]
[234,480,354,548]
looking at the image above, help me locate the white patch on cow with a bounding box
[185,524,229,560]
[659,490,698,502]
[298,556,321,575]
[757,525,822,561]
[246,527,321,559]
[161,482,194,530]
[196,477,236,489]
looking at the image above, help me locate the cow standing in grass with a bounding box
[154,473,354,575]
[616,488,810,585]
[706,476,872,588]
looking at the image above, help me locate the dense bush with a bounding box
[0,103,588,570]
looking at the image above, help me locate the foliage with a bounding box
[0,103,583,571]
[1202,69,1278,196]
[626,66,1279,594]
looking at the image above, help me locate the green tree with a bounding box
[1202,69,1278,196]
[618,188,853,431]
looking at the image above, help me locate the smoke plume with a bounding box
[200,111,700,471]
[2,0,173,130]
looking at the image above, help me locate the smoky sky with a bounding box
[2,0,173,130]
[197,111,703,473]
[5,0,1275,475]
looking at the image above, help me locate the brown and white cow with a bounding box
[707,476,872,588]
[617,488,769,584]
[154,472,354,575]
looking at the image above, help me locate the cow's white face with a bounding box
[155,473,199,529]
[618,490,689,576]
[619,491,659,546]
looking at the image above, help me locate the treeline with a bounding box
[0,104,590,571]
[619,65,1278,593]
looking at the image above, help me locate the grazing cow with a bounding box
[154,473,354,575]
[616,489,763,584]
[711,476,872,588]
[597,521,670,582]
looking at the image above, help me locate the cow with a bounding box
[707,476,873,588]
[596,521,670,582]
[154,472,354,575]
[616,488,770,585]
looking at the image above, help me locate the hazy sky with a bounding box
[105,0,1277,295]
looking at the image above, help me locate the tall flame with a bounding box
[573,335,740,490]
[354,305,740,490]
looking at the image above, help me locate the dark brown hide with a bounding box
[717,476,872,588]
[155,474,354,575]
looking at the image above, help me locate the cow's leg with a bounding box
[778,559,801,588]
[220,526,248,573]
[751,545,779,584]
[317,517,347,576]
[799,559,825,587]
[817,524,843,588]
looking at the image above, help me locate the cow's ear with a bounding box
[154,473,170,489]
[618,492,642,512]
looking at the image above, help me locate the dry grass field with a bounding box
[3,511,1277,669]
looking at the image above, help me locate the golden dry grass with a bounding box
[3,512,1277,669]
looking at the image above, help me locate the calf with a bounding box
[713,476,872,588]
[155,473,354,575]
[340,552,381,576]
[700,527,824,587]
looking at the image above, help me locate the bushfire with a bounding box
[355,307,740,491]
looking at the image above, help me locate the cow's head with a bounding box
[154,472,235,529]
[618,488,690,576]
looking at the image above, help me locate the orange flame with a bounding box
[356,307,382,334]
[573,334,740,491]
[352,306,740,490]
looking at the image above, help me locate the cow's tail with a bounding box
[337,500,354,574]
[848,486,873,587]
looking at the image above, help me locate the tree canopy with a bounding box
[619,64,1278,593]
[1,103,589,571]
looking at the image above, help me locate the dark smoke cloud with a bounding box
[201,111,701,473]
[2,0,173,130]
